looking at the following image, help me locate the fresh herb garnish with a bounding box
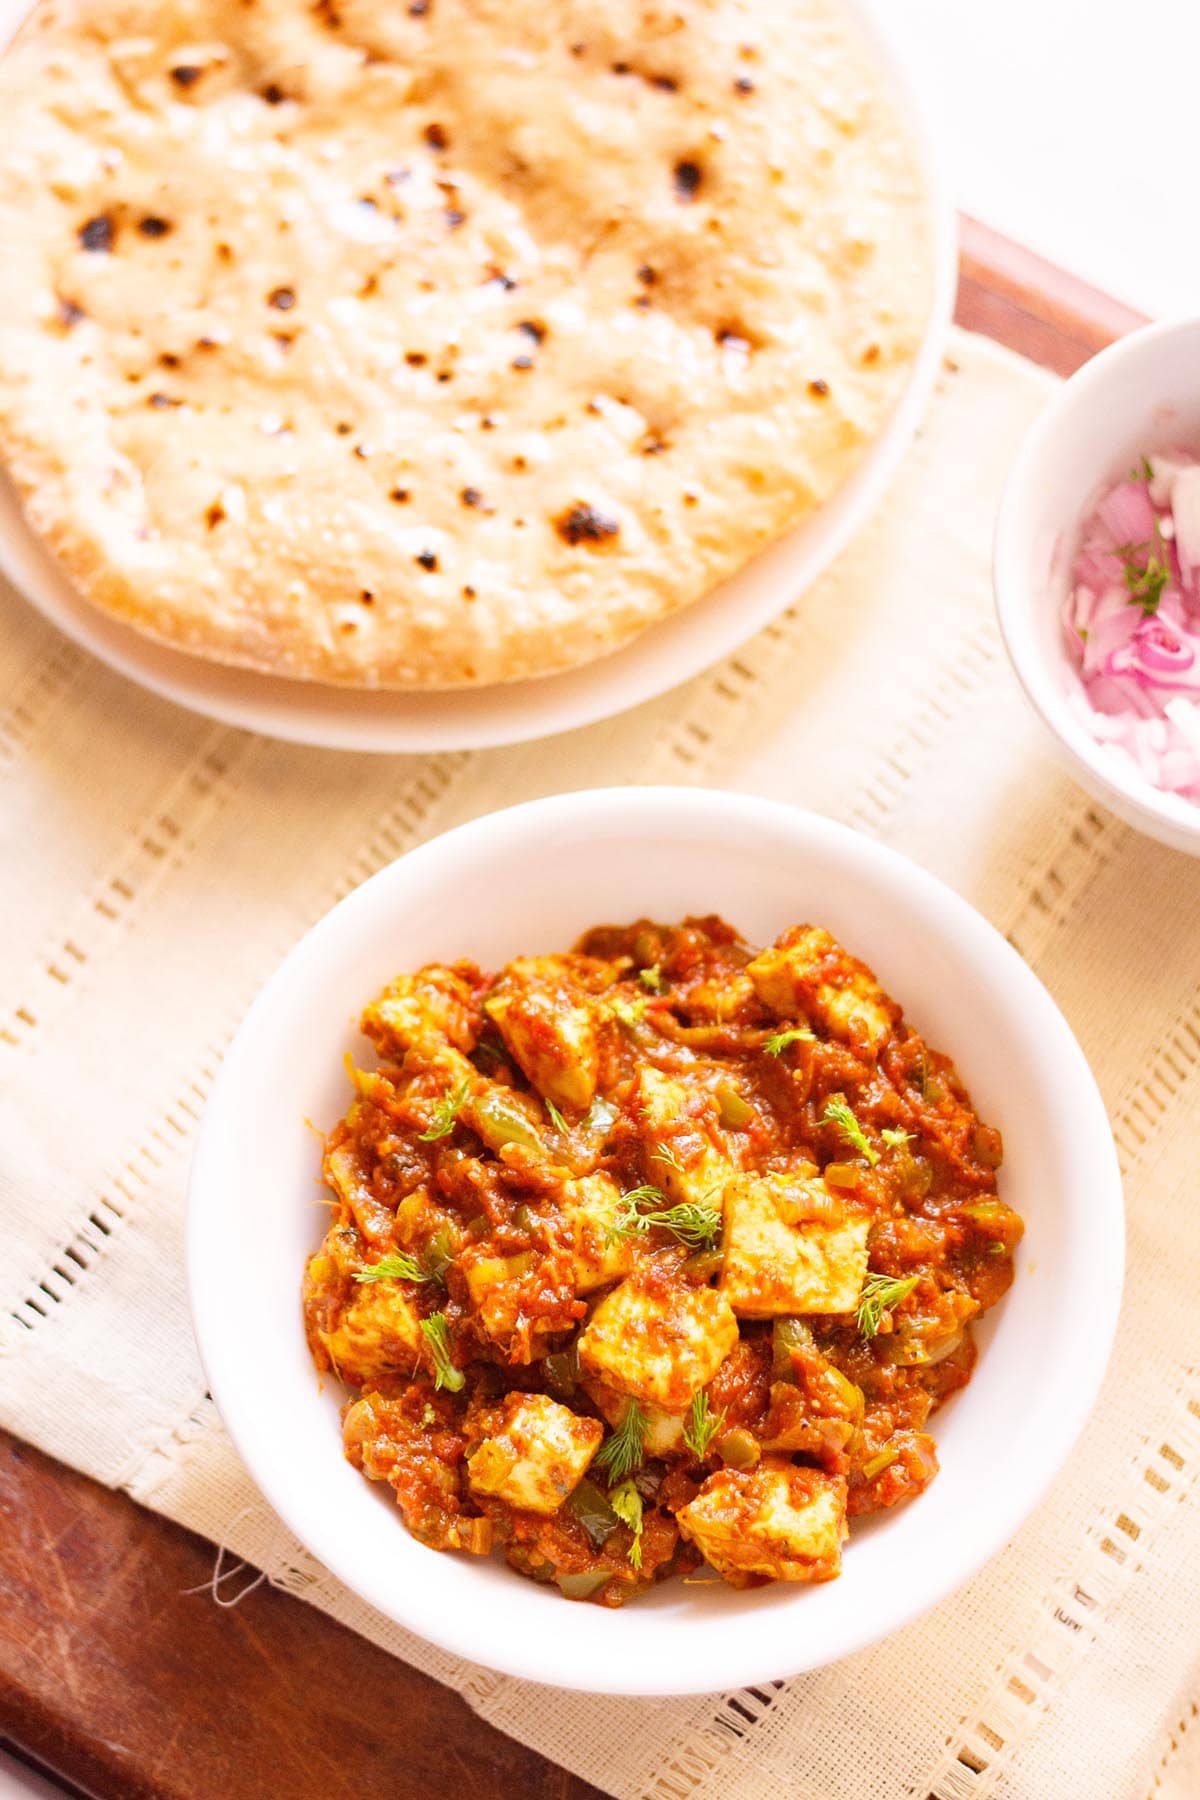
[418,1078,470,1143]
[856,1271,919,1340]
[608,1479,644,1570]
[649,1140,685,1173]
[682,1390,726,1460]
[607,995,646,1028]
[593,1400,647,1485]
[1116,537,1171,616]
[354,1252,435,1285]
[544,1097,568,1133]
[611,1183,667,1214]
[764,1026,816,1056]
[638,964,663,992]
[880,1127,914,1148]
[651,1201,721,1249]
[607,1189,722,1250]
[823,1097,878,1165]
[1115,489,1173,616]
[419,1311,465,1391]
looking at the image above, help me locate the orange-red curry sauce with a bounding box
[303,917,1021,1605]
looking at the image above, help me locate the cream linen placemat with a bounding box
[3,326,1199,1800]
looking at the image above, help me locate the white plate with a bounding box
[0,0,955,752]
[188,788,1123,1694]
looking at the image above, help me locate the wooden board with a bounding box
[0,220,1148,1800]
[0,1432,608,1800]
[957,217,1145,375]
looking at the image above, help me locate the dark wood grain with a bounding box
[0,1433,606,1800]
[956,216,1148,372]
[0,225,1150,1800]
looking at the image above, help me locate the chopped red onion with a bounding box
[1063,455,1200,803]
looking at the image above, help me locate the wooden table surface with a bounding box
[0,219,1146,1800]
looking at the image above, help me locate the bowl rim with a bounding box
[993,313,1200,855]
[0,0,956,753]
[187,786,1124,1694]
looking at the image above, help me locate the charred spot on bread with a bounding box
[78,214,114,253]
[673,159,703,201]
[555,504,620,547]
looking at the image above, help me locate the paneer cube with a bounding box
[485,958,600,1110]
[720,1172,869,1316]
[584,1376,686,1455]
[362,964,480,1057]
[635,1067,736,1209]
[747,926,898,1053]
[467,1393,603,1515]
[677,1464,848,1585]
[560,1173,635,1293]
[577,1270,738,1410]
[461,1241,581,1361]
[317,1280,422,1386]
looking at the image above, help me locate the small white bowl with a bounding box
[188,788,1123,1695]
[994,315,1200,855]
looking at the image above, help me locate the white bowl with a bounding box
[187,787,1122,1694]
[994,315,1200,855]
[0,0,955,753]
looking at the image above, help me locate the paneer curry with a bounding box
[303,917,1022,1605]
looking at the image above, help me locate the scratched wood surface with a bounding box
[0,221,1148,1800]
[0,1432,606,1800]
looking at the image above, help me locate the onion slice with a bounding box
[1064,456,1200,802]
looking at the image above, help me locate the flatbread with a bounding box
[0,0,933,689]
